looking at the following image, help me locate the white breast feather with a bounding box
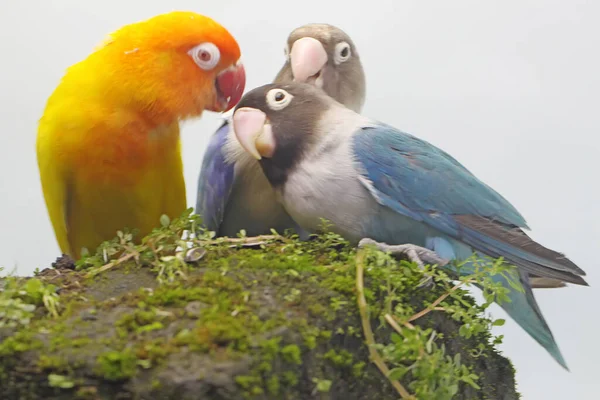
[279,106,379,239]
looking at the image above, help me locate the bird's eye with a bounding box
[266,88,293,111]
[334,41,351,65]
[188,42,220,70]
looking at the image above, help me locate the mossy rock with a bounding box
[0,219,519,400]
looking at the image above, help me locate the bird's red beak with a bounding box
[209,62,246,113]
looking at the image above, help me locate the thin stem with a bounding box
[85,252,137,278]
[197,234,283,247]
[356,250,414,399]
[385,314,415,333]
[407,279,475,322]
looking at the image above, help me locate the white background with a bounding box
[0,1,597,398]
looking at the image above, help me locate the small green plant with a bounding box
[0,267,61,328]
[356,245,521,400]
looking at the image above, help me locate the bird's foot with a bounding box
[358,238,449,288]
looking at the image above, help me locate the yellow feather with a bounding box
[36,11,242,259]
[63,128,186,258]
[37,101,187,259]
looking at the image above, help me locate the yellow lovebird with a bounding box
[37,11,246,259]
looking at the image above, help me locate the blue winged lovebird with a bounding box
[230,82,588,370]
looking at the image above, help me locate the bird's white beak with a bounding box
[290,37,328,83]
[232,107,275,160]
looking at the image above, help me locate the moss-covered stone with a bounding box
[0,213,520,400]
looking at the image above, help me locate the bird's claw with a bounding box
[358,238,449,289]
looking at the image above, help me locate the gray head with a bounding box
[231,82,346,186]
[273,23,366,113]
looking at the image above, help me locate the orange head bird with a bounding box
[37,11,246,259]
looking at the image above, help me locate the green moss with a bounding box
[258,337,282,359]
[352,361,367,378]
[150,378,162,389]
[282,370,299,387]
[235,375,264,398]
[75,386,99,399]
[0,330,43,356]
[116,308,170,335]
[266,375,280,395]
[324,349,354,367]
[71,337,93,348]
[298,324,332,350]
[141,285,206,307]
[280,344,302,365]
[235,375,262,389]
[135,338,172,367]
[48,373,75,389]
[95,349,138,381]
[37,355,66,370]
[0,210,519,399]
[307,302,328,318]
[312,377,333,393]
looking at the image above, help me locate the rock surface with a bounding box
[0,233,519,400]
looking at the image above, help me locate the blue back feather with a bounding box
[353,124,527,227]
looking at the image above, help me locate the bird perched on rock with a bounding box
[195,23,366,238]
[37,11,246,259]
[231,82,588,370]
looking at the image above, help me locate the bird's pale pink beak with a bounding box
[209,62,246,112]
[232,107,275,160]
[290,37,328,83]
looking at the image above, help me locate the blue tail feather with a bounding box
[426,236,568,369]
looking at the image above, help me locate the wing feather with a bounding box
[195,121,235,232]
[352,124,586,284]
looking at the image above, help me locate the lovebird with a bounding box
[195,24,366,238]
[230,82,588,370]
[37,11,246,259]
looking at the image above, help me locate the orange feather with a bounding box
[37,11,245,259]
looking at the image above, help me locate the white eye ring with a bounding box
[266,88,293,111]
[188,42,220,70]
[284,43,290,61]
[334,41,351,65]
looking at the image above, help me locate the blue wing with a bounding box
[352,123,587,370]
[352,124,586,284]
[195,120,235,232]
